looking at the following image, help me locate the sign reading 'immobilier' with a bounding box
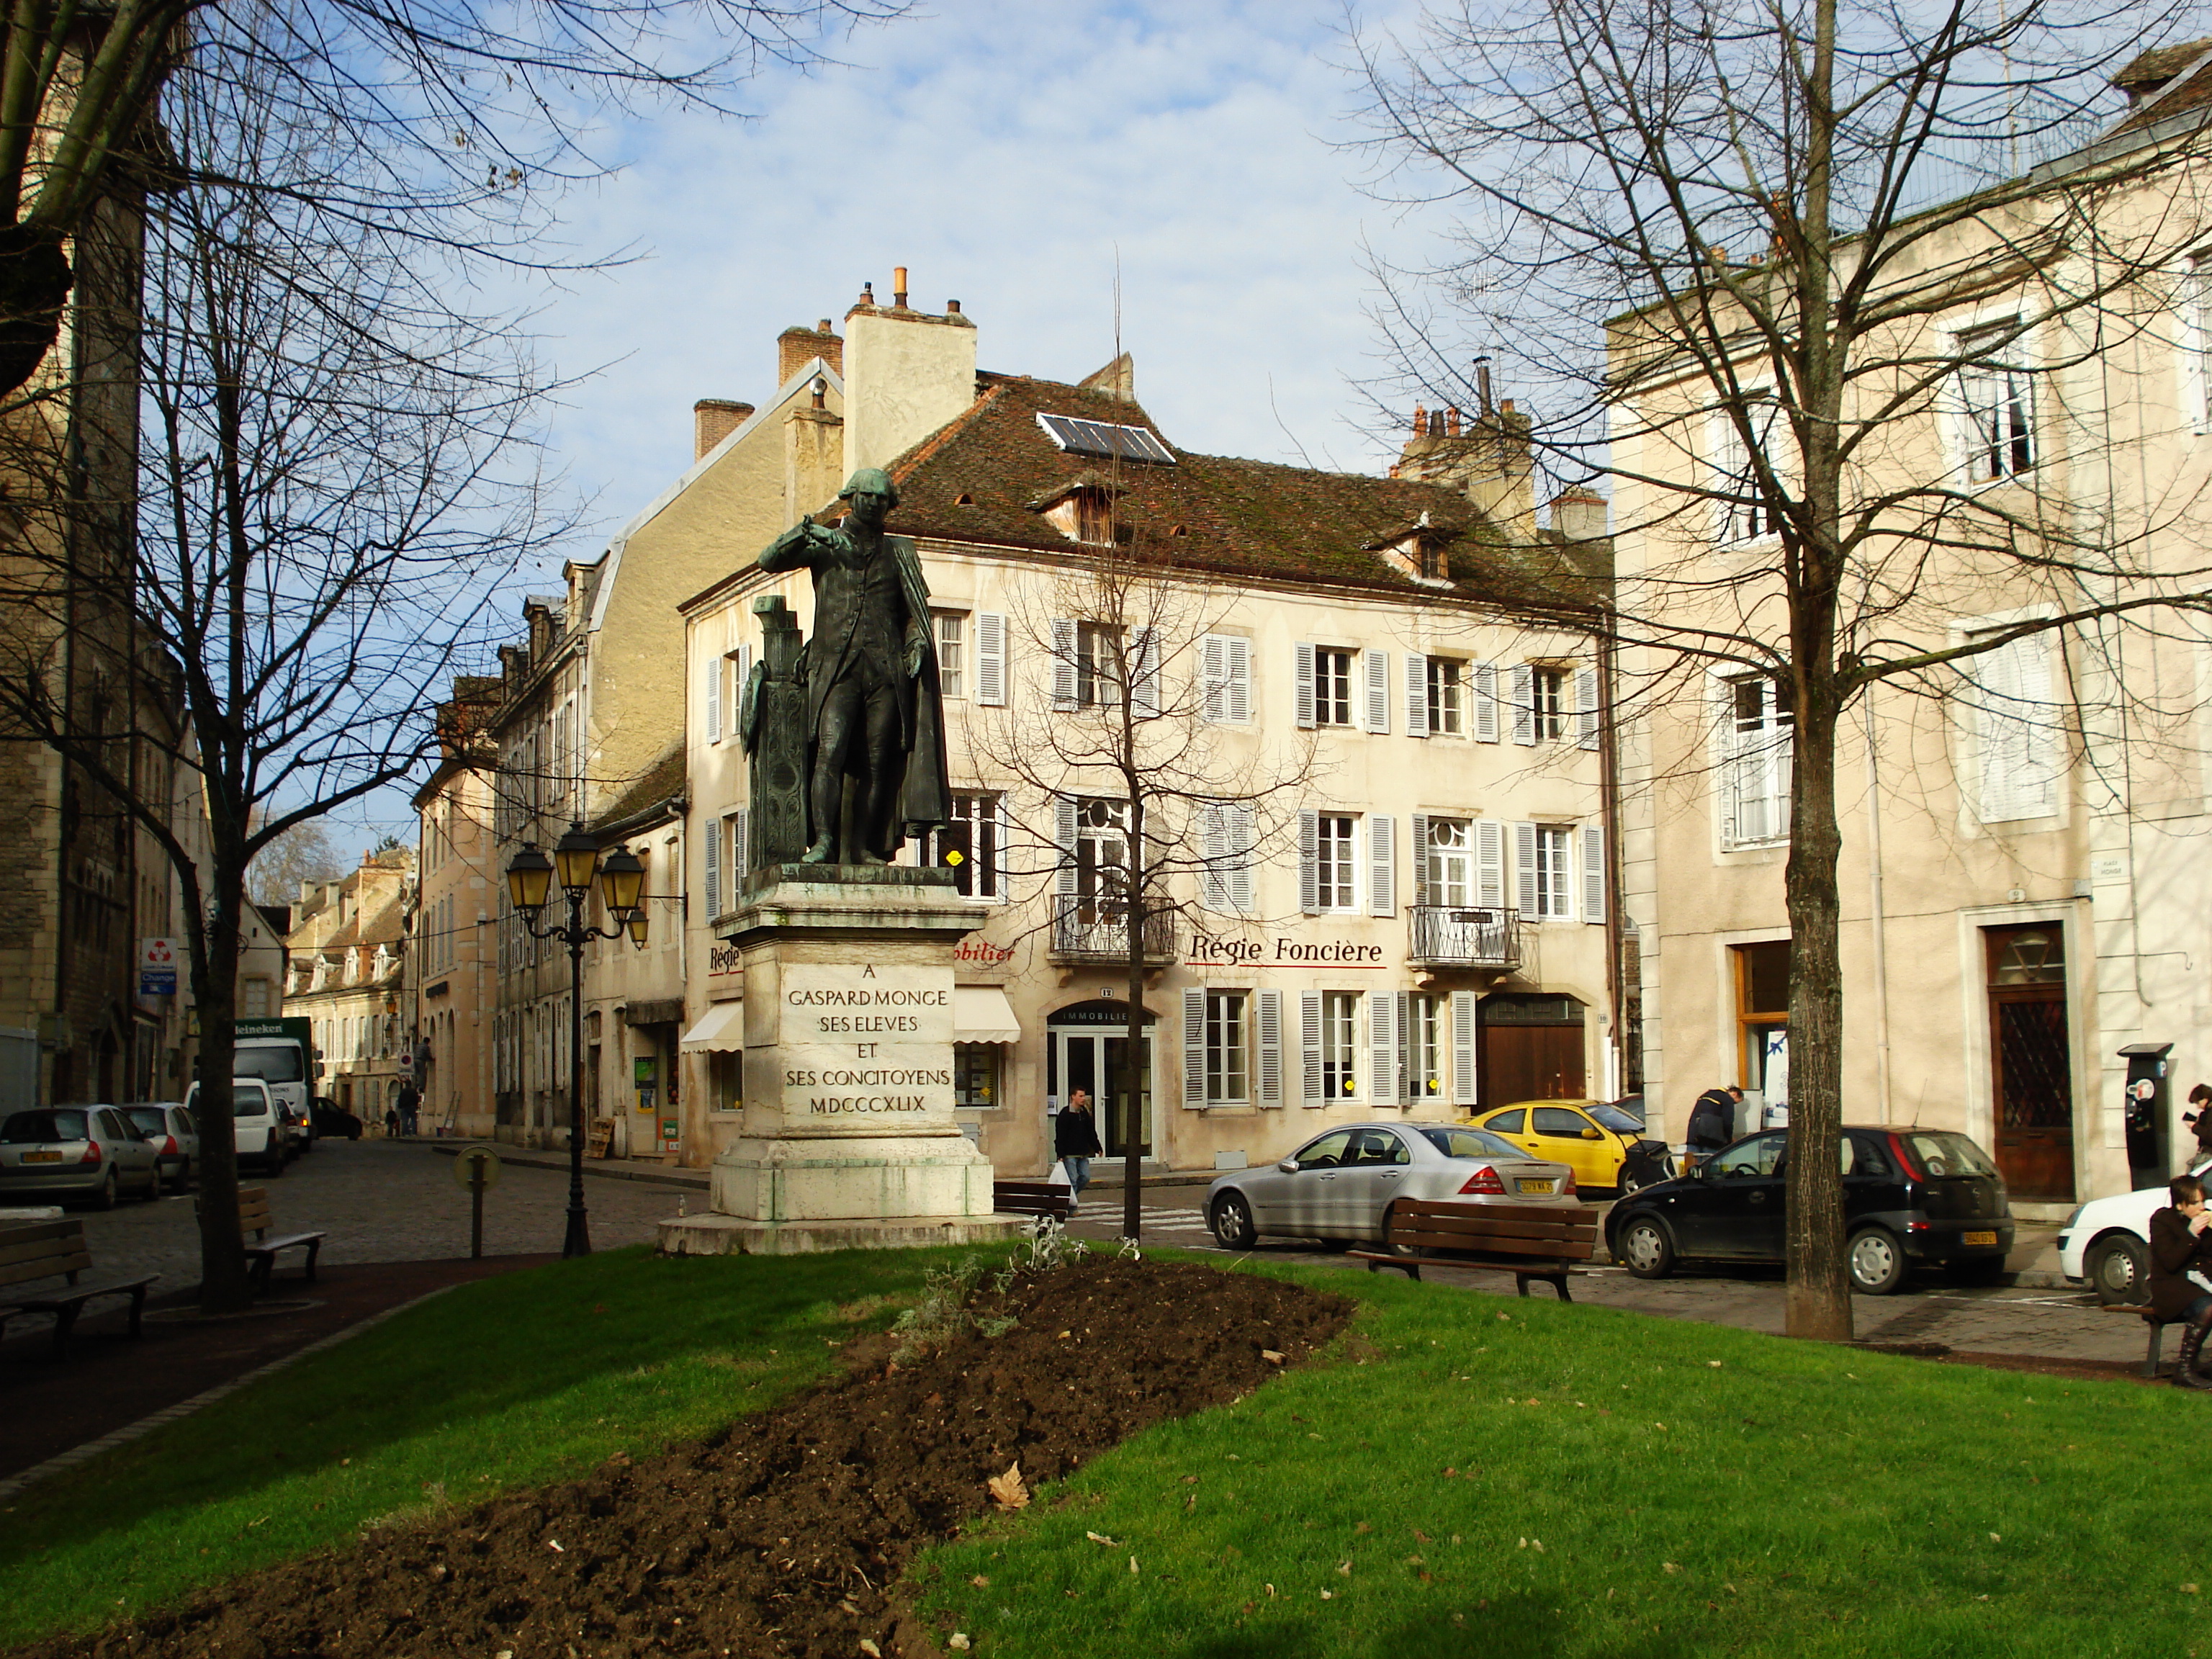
[779,962,956,1124]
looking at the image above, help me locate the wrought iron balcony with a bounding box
[1408,905,1525,970]
[1049,894,1177,964]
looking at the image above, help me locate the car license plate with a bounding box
[1963,1230,1997,1247]
[1516,1179,1550,1194]
[20,1151,61,1164]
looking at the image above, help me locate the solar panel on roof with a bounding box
[1035,411,1177,465]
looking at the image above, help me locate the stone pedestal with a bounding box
[657,866,1027,1256]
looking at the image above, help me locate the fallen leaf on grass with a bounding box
[969,1575,990,1588]
[860,1641,884,1658]
[1261,1349,1286,1365]
[1130,1557,1140,1575]
[1320,1590,1335,1600]
[1087,1531,1121,1547]
[1337,1561,1353,1577]
[1989,1534,2001,1543]
[2185,1585,2201,1596]
[1663,1563,1681,1575]
[949,1637,972,1653]
[986,1464,1030,1512]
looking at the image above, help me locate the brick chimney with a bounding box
[693,399,754,460]
[778,320,843,387]
[1550,487,1609,542]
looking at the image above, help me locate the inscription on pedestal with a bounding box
[775,962,956,1128]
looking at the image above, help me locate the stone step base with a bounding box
[657,1213,1030,1257]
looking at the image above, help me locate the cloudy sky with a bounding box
[530,0,1434,538]
[349,0,1443,845]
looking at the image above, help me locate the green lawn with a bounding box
[910,1258,2208,1659]
[7,1245,2206,1658]
[0,1244,968,1645]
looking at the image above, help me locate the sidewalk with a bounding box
[427,1142,709,1190]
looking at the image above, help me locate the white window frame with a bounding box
[1950,316,2037,486]
[930,792,1008,901]
[1313,647,1355,727]
[2182,256,2212,435]
[1521,822,1575,920]
[1313,812,1358,913]
[1319,990,1360,1102]
[1202,634,1253,724]
[1204,989,1249,1105]
[1708,390,1786,547]
[935,611,966,700]
[1954,610,2063,826]
[1717,671,1794,848]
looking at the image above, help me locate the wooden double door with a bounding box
[1986,925,2074,1202]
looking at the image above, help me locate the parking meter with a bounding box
[2121,1041,2174,1190]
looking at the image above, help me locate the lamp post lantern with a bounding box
[505,826,645,1258]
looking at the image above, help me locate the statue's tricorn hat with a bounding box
[838,467,899,508]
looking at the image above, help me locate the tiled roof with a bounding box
[2115,39,2212,91]
[590,743,686,837]
[878,377,1601,614]
[2111,39,2212,132]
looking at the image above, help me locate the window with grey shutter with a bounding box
[1183,987,1207,1109]
[1408,812,1429,907]
[975,612,1007,706]
[1473,661,1500,742]
[1202,635,1228,723]
[1255,989,1283,1106]
[1475,819,1505,907]
[703,817,721,919]
[1575,665,1601,750]
[1055,795,1079,896]
[1368,814,1395,917]
[1298,809,1320,915]
[1510,664,1535,745]
[1449,989,1478,1105]
[705,639,722,743]
[1294,642,1316,729]
[1223,635,1251,723]
[1583,823,1606,922]
[732,807,750,884]
[1396,991,1414,1104]
[1369,990,1396,1109]
[1051,619,1078,711]
[1363,649,1390,733]
[1300,990,1324,1106]
[1406,654,1429,737]
[1226,804,1255,914]
[1200,804,1228,912]
[1515,822,1539,914]
[1131,626,1162,719]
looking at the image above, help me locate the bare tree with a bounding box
[247,818,342,907]
[967,531,1318,1242]
[0,0,907,404]
[1354,0,2212,1337]
[0,54,566,1310]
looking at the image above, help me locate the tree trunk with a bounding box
[0,223,72,401]
[1782,661,1851,1341]
[189,876,255,1314]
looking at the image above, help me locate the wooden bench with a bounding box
[1349,1201,1598,1300]
[993,1180,1074,1223]
[199,1187,327,1293]
[0,1219,159,1355]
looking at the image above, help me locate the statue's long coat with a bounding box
[757,522,953,842]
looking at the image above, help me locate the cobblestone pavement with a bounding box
[0,1140,688,1300]
[1069,1195,2147,1369]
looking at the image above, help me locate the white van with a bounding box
[185,1078,286,1175]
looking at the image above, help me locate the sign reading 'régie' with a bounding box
[778,962,956,1124]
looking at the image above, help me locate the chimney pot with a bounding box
[945,299,961,315]
[811,376,827,410]
[1475,359,1494,416]
[860,282,875,305]
[1446,406,1462,438]
[817,318,832,333]
[893,266,908,307]
[1501,397,1516,414]
[1413,403,1428,437]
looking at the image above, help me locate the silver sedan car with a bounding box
[0,1105,163,1208]
[1206,1120,1579,1249]
[123,1103,197,1192]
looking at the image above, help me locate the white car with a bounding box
[2057,1154,2212,1303]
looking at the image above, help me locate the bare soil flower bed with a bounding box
[15,1254,1351,1659]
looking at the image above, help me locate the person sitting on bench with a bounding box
[2151,1174,2212,1390]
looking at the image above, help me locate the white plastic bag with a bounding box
[1046,1158,1073,1188]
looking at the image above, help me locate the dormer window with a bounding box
[1033,477,1122,545]
[1370,511,1456,585]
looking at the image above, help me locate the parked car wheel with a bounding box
[1617,1215,1675,1280]
[167,1156,191,1195]
[90,1169,118,1210]
[262,1150,286,1178]
[1209,1192,1256,1251]
[1848,1228,1907,1295]
[2087,1233,2150,1306]
[138,1168,162,1202]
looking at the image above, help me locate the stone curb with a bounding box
[0,1285,458,1506]
[429,1144,709,1191]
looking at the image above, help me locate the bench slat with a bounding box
[0,1226,89,1267]
[0,1220,84,1250]
[1392,1231,1596,1262]
[0,1250,92,1287]
[1390,1205,1596,1238]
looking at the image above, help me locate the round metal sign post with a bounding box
[453,1146,502,1259]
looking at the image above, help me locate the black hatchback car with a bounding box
[1604,1125,2014,1294]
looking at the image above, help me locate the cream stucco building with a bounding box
[1612,42,2212,1217]
[666,289,1622,1180]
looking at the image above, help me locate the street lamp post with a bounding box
[505,825,647,1259]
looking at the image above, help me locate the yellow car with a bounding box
[1465,1099,1656,1196]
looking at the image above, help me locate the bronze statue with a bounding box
[755,467,952,866]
